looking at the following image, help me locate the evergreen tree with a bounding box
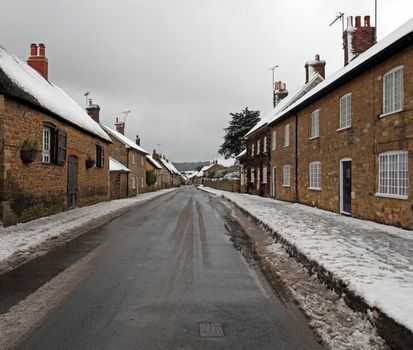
[218,107,260,159]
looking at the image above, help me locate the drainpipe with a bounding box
[126,149,130,196]
[294,114,299,202]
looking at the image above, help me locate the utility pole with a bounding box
[268,65,278,108]
[375,0,378,43]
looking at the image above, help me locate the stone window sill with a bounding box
[375,192,408,200]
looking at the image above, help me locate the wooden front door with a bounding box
[341,160,352,215]
[67,156,78,208]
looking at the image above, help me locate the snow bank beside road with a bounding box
[200,187,413,335]
[0,188,177,275]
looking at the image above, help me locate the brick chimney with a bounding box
[343,15,375,66]
[27,43,48,80]
[136,134,141,146]
[85,99,100,123]
[273,81,288,107]
[305,54,326,83]
[114,117,125,135]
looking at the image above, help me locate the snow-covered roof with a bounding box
[168,162,181,175]
[109,157,130,172]
[100,124,149,155]
[236,149,246,158]
[245,72,324,138]
[271,18,413,126]
[0,45,111,142]
[146,154,162,169]
[158,158,175,174]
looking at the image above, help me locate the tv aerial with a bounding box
[122,110,131,122]
[329,11,344,33]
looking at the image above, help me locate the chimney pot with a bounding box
[315,54,320,61]
[343,15,375,66]
[27,43,48,80]
[135,134,141,146]
[114,118,125,135]
[30,43,38,56]
[38,43,46,56]
[347,16,353,28]
[85,101,100,123]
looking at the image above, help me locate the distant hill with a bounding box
[173,161,210,172]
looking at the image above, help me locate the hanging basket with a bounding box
[85,159,95,169]
[20,149,39,164]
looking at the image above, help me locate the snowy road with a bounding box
[15,186,321,350]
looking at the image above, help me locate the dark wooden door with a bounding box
[67,156,78,208]
[342,161,352,214]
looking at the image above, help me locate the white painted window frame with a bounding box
[272,131,276,150]
[284,124,289,147]
[42,126,51,163]
[339,93,352,130]
[309,161,321,190]
[376,150,409,199]
[310,109,320,139]
[283,165,290,187]
[382,65,404,116]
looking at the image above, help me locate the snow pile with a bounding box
[0,188,177,274]
[201,187,413,333]
[0,46,110,142]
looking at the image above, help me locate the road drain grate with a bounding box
[199,322,224,338]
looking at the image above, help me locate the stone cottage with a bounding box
[146,154,162,192]
[98,117,148,197]
[268,16,413,228]
[0,43,111,225]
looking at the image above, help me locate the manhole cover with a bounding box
[199,322,224,338]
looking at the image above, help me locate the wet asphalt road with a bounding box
[17,186,322,350]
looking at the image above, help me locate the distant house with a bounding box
[0,43,111,226]
[95,117,149,197]
[242,69,324,196]
[145,154,162,192]
[152,151,181,188]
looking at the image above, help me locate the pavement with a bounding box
[15,186,321,350]
[200,186,413,349]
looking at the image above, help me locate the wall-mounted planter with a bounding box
[20,139,40,164]
[20,149,40,164]
[85,159,95,169]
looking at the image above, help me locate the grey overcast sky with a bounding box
[1,0,412,162]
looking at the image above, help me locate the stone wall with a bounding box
[0,97,110,226]
[109,172,128,199]
[204,179,240,193]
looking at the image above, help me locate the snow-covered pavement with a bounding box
[200,187,413,335]
[0,188,178,275]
